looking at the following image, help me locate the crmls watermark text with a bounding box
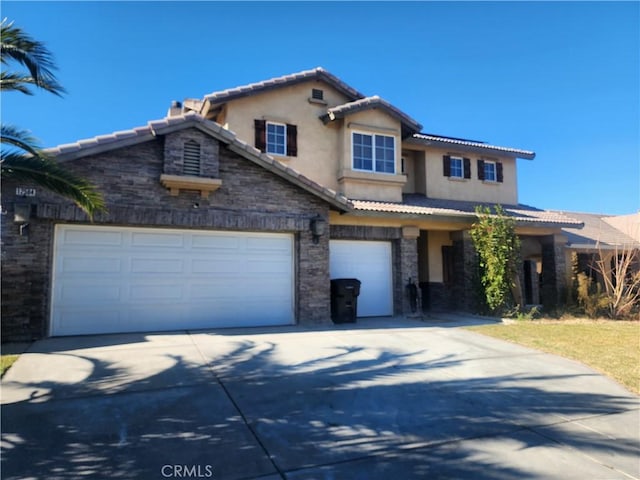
[161,464,213,478]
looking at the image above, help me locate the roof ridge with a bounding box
[201,67,366,104]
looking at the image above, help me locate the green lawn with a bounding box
[1,354,19,378]
[466,320,640,394]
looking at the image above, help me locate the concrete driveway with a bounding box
[2,317,639,479]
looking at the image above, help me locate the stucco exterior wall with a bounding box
[400,146,519,204]
[221,81,349,191]
[427,230,454,283]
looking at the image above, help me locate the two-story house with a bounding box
[1,68,581,340]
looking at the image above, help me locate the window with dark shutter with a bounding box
[254,119,266,152]
[312,88,324,100]
[286,124,297,157]
[496,162,504,183]
[463,158,471,179]
[443,155,451,177]
[477,160,485,181]
[183,140,201,176]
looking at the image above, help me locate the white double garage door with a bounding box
[51,225,393,336]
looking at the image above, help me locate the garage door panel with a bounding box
[191,258,239,274]
[52,225,294,336]
[131,231,184,248]
[247,259,292,274]
[130,258,185,274]
[58,284,121,304]
[129,284,184,301]
[53,309,127,336]
[61,228,124,247]
[247,236,290,251]
[61,256,122,273]
[191,234,241,250]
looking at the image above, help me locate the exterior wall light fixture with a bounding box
[310,216,327,244]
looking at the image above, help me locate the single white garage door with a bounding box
[329,240,393,317]
[51,225,294,336]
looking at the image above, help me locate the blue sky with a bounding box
[3,1,639,215]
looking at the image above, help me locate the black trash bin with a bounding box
[330,278,361,324]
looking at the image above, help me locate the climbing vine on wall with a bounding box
[470,205,522,314]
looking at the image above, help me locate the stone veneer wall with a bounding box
[1,130,332,341]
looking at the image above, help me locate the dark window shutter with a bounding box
[496,162,504,183]
[443,155,451,177]
[463,158,471,179]
[286,124,297,157]
[254,119,266,152]
[477,160,485,181]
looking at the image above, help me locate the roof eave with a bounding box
[406,136,536,160]
[350,208,582,229]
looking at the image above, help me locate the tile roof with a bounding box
[558,211,640,249]
[46,113,351,212]
[603,213,640,243]
[351,195,583,228]
[409,133,536,160]
[321,96,423,135]
[202,67,365,106]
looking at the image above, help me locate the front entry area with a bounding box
[329,240,393,317]
[51,225,295,336]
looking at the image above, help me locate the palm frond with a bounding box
[0,71,64,96]
[0,18,66,96]
[1,153,106,220]
[1,124,44,157]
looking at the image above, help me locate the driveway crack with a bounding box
[188,333,285,479]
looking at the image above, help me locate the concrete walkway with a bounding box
[2,316,639,479]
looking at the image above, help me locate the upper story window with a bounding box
[266,122,286,156]
[483,161,497,182]
[450,157,463,178]
[353,132,395,174]
[254,119,297,157]
[443,155,470,179]
[477,159,504,183]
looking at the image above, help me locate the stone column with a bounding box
[398,226,420,315]
[541,234,568,309]
[297,227,331,325]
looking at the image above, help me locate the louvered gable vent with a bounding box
[183,140,201,176]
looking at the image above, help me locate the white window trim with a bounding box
[266,121,287,156]
[351,131,396,175]
[483,160,497,182]
[450,156,464,179]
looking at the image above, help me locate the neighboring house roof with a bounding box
[352,195,583,228]
[46,112,351,212]
[408,133,536,160]
[603,213,640,243]
[201,67,365,107]
[320,96,423,136]
[559,211,640,250]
